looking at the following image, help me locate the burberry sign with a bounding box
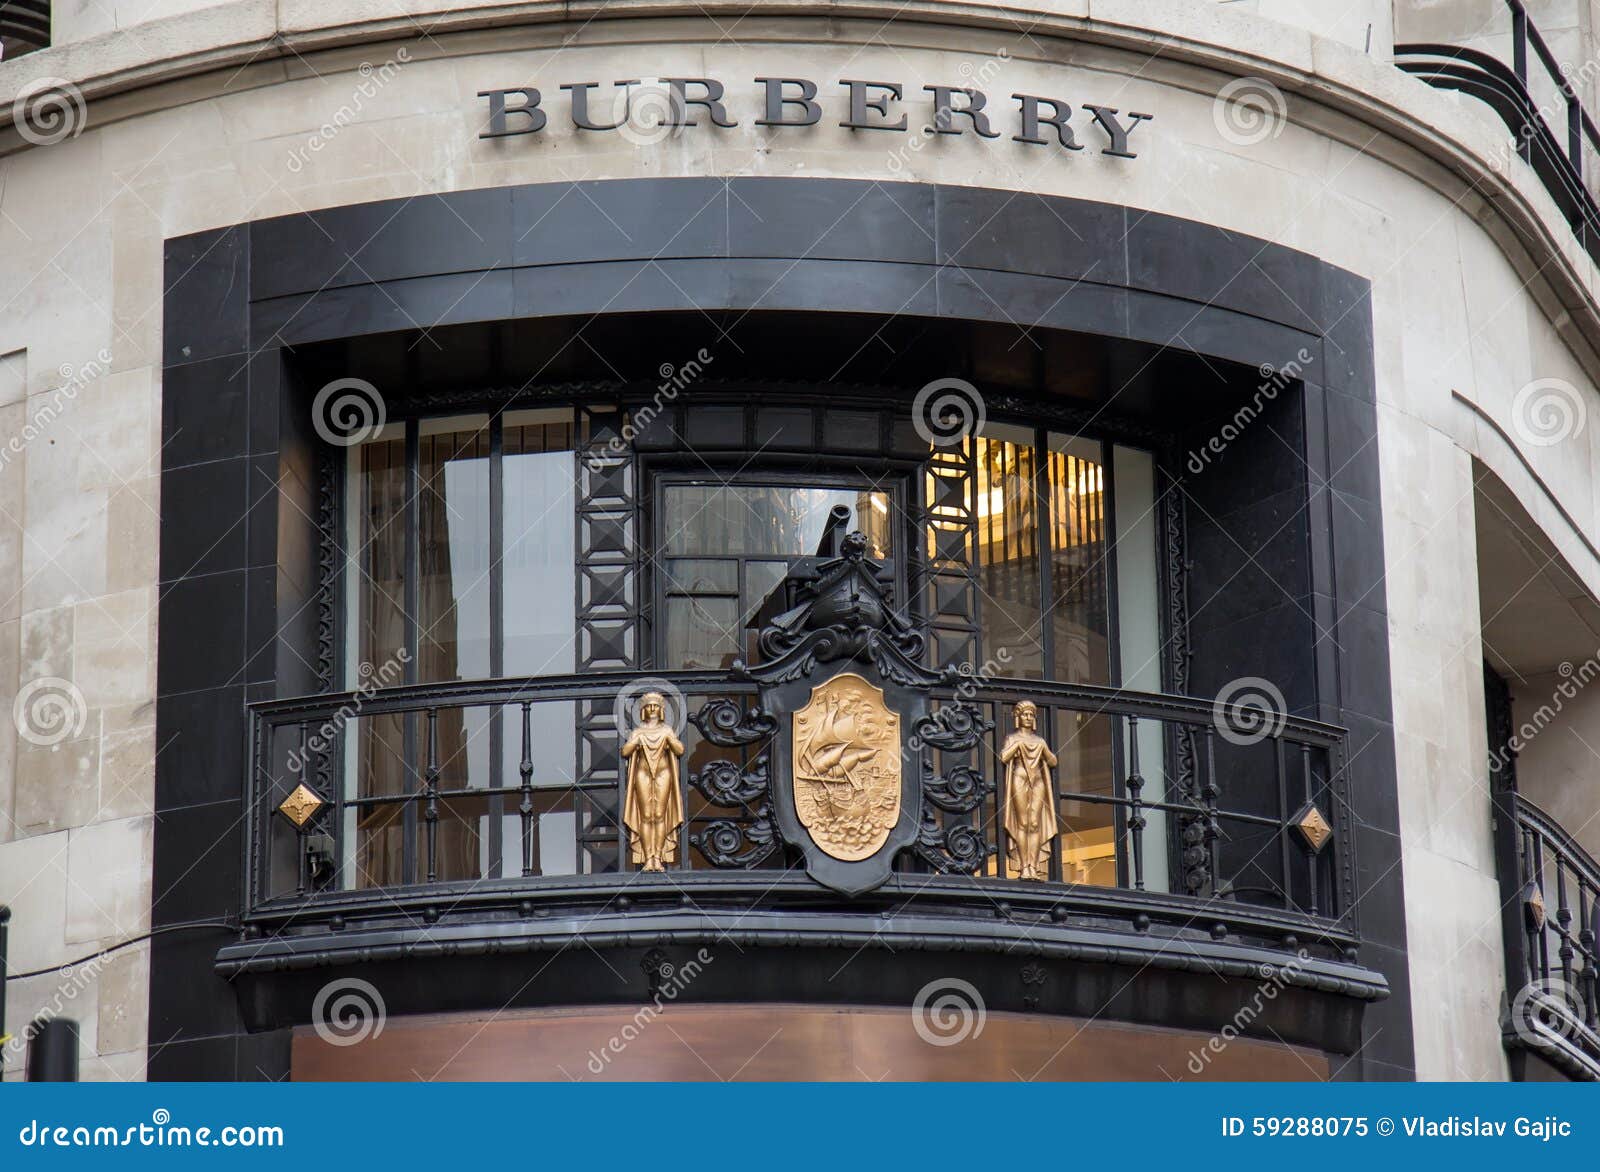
[477,76,1154,158]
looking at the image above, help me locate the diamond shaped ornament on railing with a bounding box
[277,783,326,829]
[1294,802,1333,853]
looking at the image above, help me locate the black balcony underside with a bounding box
[219,879,1383,1055]
[219,874,1382,997]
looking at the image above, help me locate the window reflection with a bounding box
[963,427,1126,888]
[348,413,579,888]
[661,484,892,669]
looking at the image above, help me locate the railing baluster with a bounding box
[1125,715,1145,892]
[1512,0,1529,89]
[424,707,440,884]
[1274,736,1291,911]
[295,720,311,897]
[519,701,536,877]
[1302,744,1318,919]
[1580,880,1597,1028]
[1557,860,1574,993]
[1202,726,1220,897]
[1533,829,1551,984]
[1521,824,1541,984]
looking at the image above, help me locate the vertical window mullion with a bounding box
[1035,428,1054,679]
[402,420,421,886]
[488,415,505,877]
[1102,439,1129,888]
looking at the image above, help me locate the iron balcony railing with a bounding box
[1499,793,1600,1078]
[243,670,1356,944]
[1396,0,1600,266]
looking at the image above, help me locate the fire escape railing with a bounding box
[1396,0,1600,267]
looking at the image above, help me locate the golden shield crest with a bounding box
[791,673,902,861]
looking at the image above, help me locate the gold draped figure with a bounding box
[622,692,685,872]
[1001,701,1058,881]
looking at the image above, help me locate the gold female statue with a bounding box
[622,691,684,872]
[1001,700,1058,881]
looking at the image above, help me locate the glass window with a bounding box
[660,483,893,669]
[345,411,578,887]
[971,426,1108,682]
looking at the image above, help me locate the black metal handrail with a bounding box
[1396,0,1600,266]
[1500,793,1600,1078]
[246,669,1353,933]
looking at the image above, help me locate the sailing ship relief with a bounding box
[791,673,902,861]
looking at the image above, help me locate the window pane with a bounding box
[1112,444,1168,892]
[355,431,408,676]
[664,485,890,558]
[1046,435,1109,684]
[975,425,1045,676]
[501,413,578,876]
[667,595,741,669]
[417,420,491,683]
[661,482,893,670]
[1055,709,1116,886]
[351,433,410,889]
